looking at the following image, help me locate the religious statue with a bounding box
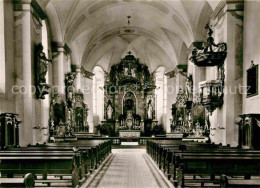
[147,100,153,119]
[185,74,193,101]
[35,43,51,99]
[131,68,136,78]
[178,115,184,126]
[107,100,113,120]
[76,112,82,126]
[36,43,50,83]
[124,67,129,76]
[205,114,210,130]
[65,72,76,108]
[194,121,202,137]
[188,113,192,128]
[170,119,176,132]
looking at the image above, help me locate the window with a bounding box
[93,66,104,121]
[155,66,167,122]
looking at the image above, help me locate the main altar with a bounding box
[102,52,157,137]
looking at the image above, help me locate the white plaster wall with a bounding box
[243,0,260,114]
[12,3,54,146]
[208,5,243,146]
[166,77,175,132]
[82,77,94,133]
[93,66,104,127]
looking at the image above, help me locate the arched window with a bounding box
[163,73,167,114]
[93,66,105,122]
[155,66,167,123]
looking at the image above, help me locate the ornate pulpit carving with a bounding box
[190,24,226,116]
[189,24,227,67]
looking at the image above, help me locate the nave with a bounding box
[1,0,260,187]
[84,149,173,188]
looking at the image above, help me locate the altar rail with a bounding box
[77,137,182,145]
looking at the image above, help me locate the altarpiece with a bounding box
[103,52,157,136]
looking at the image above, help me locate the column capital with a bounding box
[81,67,94,79]
[51,42,71,55]
[75,65,81,73]
[210,0,244,22]
[14,0,47,20]
[165,65,187,78]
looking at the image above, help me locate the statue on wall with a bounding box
[65,72,76,108]
[107,100,113,120]
[35,43,51,99]
[147,99,153,119]
[185,74,193,101]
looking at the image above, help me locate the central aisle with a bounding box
[84,149,173,188]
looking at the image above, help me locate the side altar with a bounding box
[101,52,158,136]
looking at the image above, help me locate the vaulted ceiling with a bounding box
[38,0,220,72]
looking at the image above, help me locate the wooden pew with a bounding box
[46,140,111,168]
[174,152,260,187]
[148,140,217,170]
[44,140,111,170]
[8,146,94,176]
[0,140,111,187]
[0,173,34,188]
[10,140,111,175]
[147,140,260,187]
[0,151,83,187]
[220,175,260,188]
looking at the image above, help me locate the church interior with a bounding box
[0,0,260,187]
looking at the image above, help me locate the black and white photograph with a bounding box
[0,0,259,187]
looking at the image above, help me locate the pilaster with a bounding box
[209,0,244,146]
[13,0,46,146]
[51,42,71,96]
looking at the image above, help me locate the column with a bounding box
[52,42,70,96]
[209,0,244,146]
[75,65,81,91]
[13,0,47,146]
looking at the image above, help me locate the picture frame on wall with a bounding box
[247,61,258,98]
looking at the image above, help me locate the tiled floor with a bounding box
[85,149,173,188]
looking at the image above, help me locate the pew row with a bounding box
[147,140,260,187]
[0,140,111,187]
[0,173,35,188]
